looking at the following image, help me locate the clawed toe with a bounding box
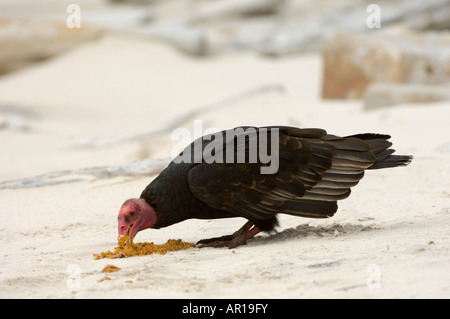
[196,221,260,249]
[196,234,234,246]
[197,235,247,249]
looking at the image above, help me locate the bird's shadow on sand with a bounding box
[250,222,380,246]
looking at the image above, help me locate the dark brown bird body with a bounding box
[139,126,412,238]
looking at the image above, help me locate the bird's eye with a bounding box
[129,211,135,217]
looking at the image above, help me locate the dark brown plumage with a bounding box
[118,126,412,248]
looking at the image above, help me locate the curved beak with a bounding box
[118,221,135,247]
[118,224,128,236]
[127,223,136,247]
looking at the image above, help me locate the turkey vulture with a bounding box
[118,126,412,248]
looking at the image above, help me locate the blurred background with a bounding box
[1,0,449,182]
[1,1,450,299]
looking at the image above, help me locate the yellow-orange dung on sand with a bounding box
[93,235,196,259]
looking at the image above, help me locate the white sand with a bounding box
[1,34,450,299]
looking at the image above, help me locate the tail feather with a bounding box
[281,199,338,218]
[346,133,413,170]
[372,148,395,162]
[369,154,413,169]
[364,140,393,154]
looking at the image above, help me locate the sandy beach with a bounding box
[1,1,450,299]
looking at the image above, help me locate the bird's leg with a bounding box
[197,221,261,248]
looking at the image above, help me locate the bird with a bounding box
[117,126,412,248]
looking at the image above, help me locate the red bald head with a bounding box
[118,198,157,239]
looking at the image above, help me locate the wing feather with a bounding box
[188,126,376,222]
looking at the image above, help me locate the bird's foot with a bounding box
[197,235,248,249]
[196,234,235,245]
[196,221,261,249]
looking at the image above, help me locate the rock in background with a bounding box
[322,30,450,99]
[363,83,450,109]
[1,0,450,107]
[0,19,101,75]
